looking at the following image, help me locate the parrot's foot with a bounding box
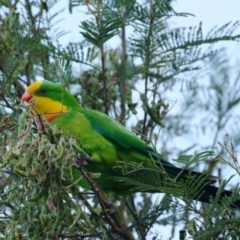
[76,152,92,167]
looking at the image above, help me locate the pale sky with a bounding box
[52,0,240,52]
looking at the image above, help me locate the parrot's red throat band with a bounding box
[46,114,61,122]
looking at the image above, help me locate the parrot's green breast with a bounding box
[51,110,119,165]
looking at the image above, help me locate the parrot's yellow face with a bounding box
[21,80,68,122]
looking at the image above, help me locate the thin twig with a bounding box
[78,165,134,240]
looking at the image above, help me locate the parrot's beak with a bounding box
[21,92,33,105]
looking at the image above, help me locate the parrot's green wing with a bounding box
[80,108,172,164]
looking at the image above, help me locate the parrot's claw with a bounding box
[76,152,92,167]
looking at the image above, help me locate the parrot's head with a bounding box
[21,80,80,122]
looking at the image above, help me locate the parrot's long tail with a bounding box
[163,164,240,209]
[194,184,240,209]
[125,163,240,209]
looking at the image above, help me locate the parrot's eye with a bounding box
[40,89,47,94]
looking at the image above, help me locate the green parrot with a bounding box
[21,80,240,208]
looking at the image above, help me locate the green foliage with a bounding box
[1,0,240,239]
[1,113,82,238]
